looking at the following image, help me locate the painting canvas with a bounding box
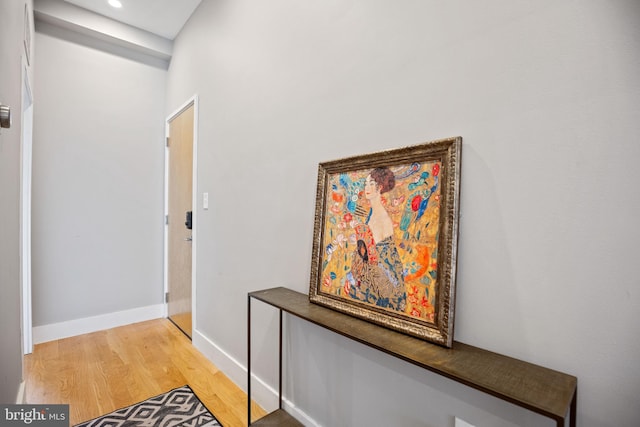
[309,137,461,347]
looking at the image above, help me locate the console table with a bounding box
[247,287,577,427]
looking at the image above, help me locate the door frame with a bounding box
[21,59,33,355]
[164,95,199,333]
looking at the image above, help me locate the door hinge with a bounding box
[165,292,169,303]
[166,137,170,147]
[165,214,169,225]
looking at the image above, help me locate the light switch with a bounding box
[203,192,209,210]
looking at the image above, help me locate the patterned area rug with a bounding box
[75,385,222,427]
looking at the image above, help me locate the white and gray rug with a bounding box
[75,385,222,427]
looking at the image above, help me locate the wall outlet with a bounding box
[454,417,475,427]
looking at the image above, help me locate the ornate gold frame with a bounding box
[309,137,462,347]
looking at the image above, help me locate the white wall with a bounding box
[32,24,167,327]
[0,0,33,404]
[167,1,640,426]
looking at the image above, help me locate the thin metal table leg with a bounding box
[556,388,577,427]
[570,388,577,427]
[279,309,283,410]
[247,295,252,426]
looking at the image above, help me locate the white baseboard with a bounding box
[16,382,26,404]
[192,329,318,427]
[32,304,164,344]
[192,329,272,405]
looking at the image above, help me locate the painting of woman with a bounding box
[311,137,462,346]
[320,158,444,321]
[351,167,406,310]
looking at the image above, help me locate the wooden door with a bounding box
[167,104,194,338]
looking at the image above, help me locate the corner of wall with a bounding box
[16,382,26,404]
[192,328,317,426]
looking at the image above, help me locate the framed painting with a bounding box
[309,137,462,347]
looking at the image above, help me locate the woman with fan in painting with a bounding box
[351,167,405,310]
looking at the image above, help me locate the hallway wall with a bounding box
[31,24,167,329]
[166,1,640,426]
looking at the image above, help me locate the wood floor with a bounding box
[24,318,266,426]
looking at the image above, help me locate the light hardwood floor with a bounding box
[24,318,265,426]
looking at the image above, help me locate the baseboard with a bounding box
[192,329,272,403]
[192,329,318,426]
[32,304,164,344]
[16,382,26,404]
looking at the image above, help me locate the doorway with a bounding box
[165,97,197,339]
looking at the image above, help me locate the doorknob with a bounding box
[184,236,193,242]
[0,103,11,129]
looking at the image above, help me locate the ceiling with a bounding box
[63,0,202,40]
